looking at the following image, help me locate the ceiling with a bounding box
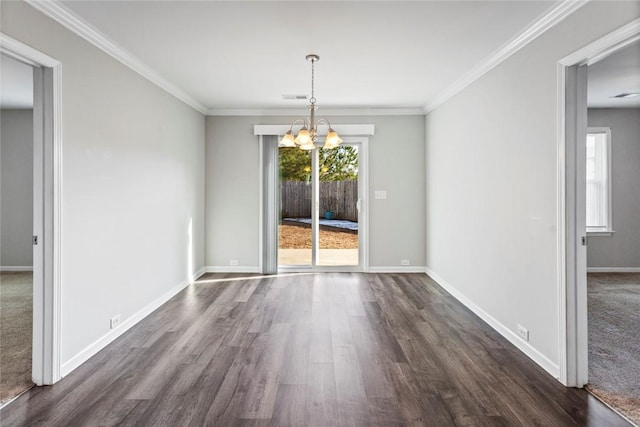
[588,40,640,108]
[0,54,33,109]
[5,1,638,113]
[58,0,562,113]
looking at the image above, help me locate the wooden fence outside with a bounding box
[281,180,358,222]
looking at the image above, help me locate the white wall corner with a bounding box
[425,267,561,379]
[190,267,206,283]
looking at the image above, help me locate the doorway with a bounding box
[0,53,35,405]
[1,33,62,388]
[278,142,363,269]
[583,41,640,424]
[558,17,639,391]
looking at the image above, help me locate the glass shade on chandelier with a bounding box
[279,54,343,151]
[324,130,343,149]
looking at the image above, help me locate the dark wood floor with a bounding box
[0,273,629,426]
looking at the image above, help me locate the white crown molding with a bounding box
[560,18,640,66]
[25,0,208,115]
[253,124,375,136]
[24,0,588,117]
[208,107,425,116]
[424,0,588,114]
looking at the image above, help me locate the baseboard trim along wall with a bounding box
[60,268,206,377]
[425,267,560,379]
[205,266,262,273]
[0,266,34,272]
[204,266,427,274]
[368,266,427,273]
[587,267,640,273]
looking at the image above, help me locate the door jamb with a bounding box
[557,19,640,387]
[1,34,62,385]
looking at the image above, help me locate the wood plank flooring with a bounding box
[0,273,630,426]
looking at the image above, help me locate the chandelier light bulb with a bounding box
[279,131,296,147]
[294,128,312,146]
[324,129,343,149]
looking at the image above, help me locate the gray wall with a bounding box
[205,115,426,270]
[587,108,640,269]
[1,2,205,366]
[425,2,640,370]
[1,109,33,268]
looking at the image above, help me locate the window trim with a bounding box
[586,127,613,236]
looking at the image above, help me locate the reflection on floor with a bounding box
[587,272,640,424]
[0,271,33,406]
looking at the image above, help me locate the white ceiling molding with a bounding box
[424,0,588,114]
[254,124,375,136]
[210,107,425,117]
[25,0,208,114]
[560,18,640,66]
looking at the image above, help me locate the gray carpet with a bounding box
[587,272,640,425]
[0,271,33,406]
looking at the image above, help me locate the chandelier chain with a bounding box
[310,57,316,104]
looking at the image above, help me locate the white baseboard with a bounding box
[368,266,427,273]
[205,266,262,273]
[0,266,33,272]
[190,267,206,281]
[60,269,206,377]
[425,267,560,379]
[587,267,640,273]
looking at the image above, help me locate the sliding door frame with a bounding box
[255,124,374,273]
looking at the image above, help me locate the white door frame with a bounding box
[254,124,374,273]
[310,136,368,271]
[1,34,63,385]
[556,19,640,387]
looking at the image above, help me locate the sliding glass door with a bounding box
[278,143,361,269]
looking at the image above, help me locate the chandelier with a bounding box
[279,54,343,150]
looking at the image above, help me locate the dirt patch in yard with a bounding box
[279,222,358,249]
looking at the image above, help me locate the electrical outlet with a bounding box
[401,259,410,266]
[110,314,121,330]
[230,259,239,266]
[374,190,387,200]
[517,324,529,342]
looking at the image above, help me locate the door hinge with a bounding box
[581,236,587,246]
[33,235,38,245]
